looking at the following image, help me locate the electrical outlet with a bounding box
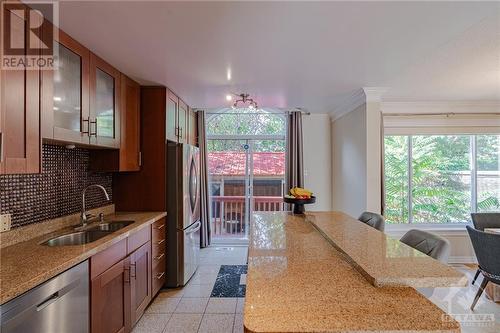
[0,214,12,232]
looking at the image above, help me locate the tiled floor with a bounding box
[133,246,248,333]
[134,246,500,333]
[425,264,500,333]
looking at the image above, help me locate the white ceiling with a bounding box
[58,1,500,114]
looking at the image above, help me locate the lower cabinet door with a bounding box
[91,257,131,333]
[130,242,152,325]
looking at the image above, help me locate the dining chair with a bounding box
[358,212,385,232]
[466,226,500,310]
[470,213,500,285]
[400,229,450,263]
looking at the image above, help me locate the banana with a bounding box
[289,187,313,198]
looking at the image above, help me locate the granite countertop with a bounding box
[244,212,462,333]
[307,211,468,288]
[0,211,166,305]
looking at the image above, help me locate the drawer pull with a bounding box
[156,224,165,230]
[155,253,165,260]
[156,272,165,279]
[157,239,165,245]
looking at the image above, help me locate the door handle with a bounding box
[186,221,201,234]
[36,292,60,311]
[90,119,97,137]
[82,117,90,135]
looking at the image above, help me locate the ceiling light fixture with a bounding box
[230,93,258,109]
[225,94,233,101]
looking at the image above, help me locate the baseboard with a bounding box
[449,256,477,264]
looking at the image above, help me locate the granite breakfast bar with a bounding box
[244,212,467,333]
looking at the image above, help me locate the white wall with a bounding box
[302,114,332,211]
[331,104,367,217]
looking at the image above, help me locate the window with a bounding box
[384,134,500,224]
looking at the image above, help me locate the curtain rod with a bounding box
[194,109,310,115]
[383,112,500,117]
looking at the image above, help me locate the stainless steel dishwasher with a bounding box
[0,260,89,333]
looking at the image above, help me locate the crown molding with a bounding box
[363,87,389,102]
[381,100,500,114]
[329,89,366,122]
[330,87,389,122]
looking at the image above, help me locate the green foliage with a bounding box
[385,134,500,224]
[206,109,286,153]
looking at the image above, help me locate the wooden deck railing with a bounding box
[211,196,284,237]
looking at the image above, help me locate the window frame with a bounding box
[384,133,500,225]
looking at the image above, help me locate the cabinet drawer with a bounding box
[151,218,165,242]
[152,248,165,269]
[90,238,127,279]
[128,227,150,254]
[152,240,165,256]
[152,260,166,296]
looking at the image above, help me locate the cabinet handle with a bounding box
[90,119,97,137]
[82,118,90,135]
[138,151,142,166]
[155,253,165,261]
[175,127,179,137]
[0,131,3,163]
[157,239,165,245]
[156,224,165,230]
[130,262,136,278]
[156,272,165,279]
[124,266,131,283]
[179,127,183,138]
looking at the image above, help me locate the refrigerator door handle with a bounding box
[185,221,201,234]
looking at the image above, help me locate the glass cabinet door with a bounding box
[53,44,82,132]
[50,32,90,144]
[90,53,120,148]
[95,69,115,138]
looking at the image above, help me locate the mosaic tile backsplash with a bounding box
[0,144,113,228]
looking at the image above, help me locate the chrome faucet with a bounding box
[80,185,110,227]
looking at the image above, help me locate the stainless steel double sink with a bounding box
[43,220,135,247]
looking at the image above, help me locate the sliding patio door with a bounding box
[207,139,251,244]
[206,108,287,244]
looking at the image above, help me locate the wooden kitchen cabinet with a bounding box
[166,89,179,142]
[90,74,141,171]
[42,29,90,144]
[151,218,166,295]
[188,107,198,146]
[165,89,192,144]
[91,257,131,333]
[89,53,121,148]
[130,242,152,325]
[0,3,41,174]
[90,227,157,332]
[178,99,188,144]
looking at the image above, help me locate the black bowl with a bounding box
[283,196,316,205]
[283,196,316,214]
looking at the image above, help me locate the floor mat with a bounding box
[211,265,247,297]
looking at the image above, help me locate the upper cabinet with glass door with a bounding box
[89,53,121,148]
[42,30,90,144]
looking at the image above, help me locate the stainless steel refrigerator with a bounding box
[166,142,201,287]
